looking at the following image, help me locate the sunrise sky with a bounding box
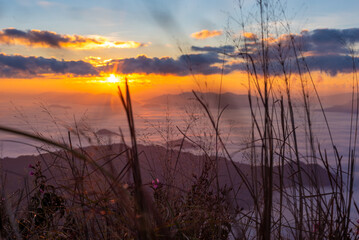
[1,0,359,99]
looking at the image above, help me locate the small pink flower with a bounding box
[29,171,34,176]
[152,178,160,189]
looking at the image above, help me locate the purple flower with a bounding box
[152,178,160,189]
[29,171,34,176]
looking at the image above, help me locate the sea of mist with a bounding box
[0,92,356,166]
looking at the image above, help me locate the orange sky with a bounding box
[0,70,355,103]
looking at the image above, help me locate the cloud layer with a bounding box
[245,28,359,76]
[0,53,97,77]
[1,28,359,78]
[191,45,235,53]
[102,52,226,76]
[191,29,223,39]
[300,28,359,55]
[0,28,147,49]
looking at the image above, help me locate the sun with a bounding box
[107,74,120,83]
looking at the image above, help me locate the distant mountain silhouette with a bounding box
[323,97,359,113]
[167,138,198,149]
[320,92,353,108]
[0,91,141,108]
[48,104,72,109]
[95,128,120,136]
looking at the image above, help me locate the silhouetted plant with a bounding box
[19,161,66,239]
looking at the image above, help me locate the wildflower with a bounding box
[152,178,160,189]
[29,171,35,176]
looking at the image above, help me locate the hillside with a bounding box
[1,142,331,208]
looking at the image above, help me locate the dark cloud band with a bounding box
[191,45,235,53]
[102,52,225,76]
[0,54,97,77]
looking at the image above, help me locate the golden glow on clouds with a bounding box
[0,28,149,50]
[191,29,223,39]
[73,39,148,50]
[85,56,113,67]
[243,32,258,40]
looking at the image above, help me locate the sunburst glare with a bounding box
[107,74,120,83]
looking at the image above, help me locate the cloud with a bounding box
[243,32,258,40]
[191,45,235,53]
[237,28,359,56]
[102,52,225,76]
[191,29,223,39]
[188,28,359,77]
[285,28,359,76]
[296,28,359,55]
[222,54,359,77]
[304,55,358,76]
[0,28,148,49]
[0,53,97,78]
